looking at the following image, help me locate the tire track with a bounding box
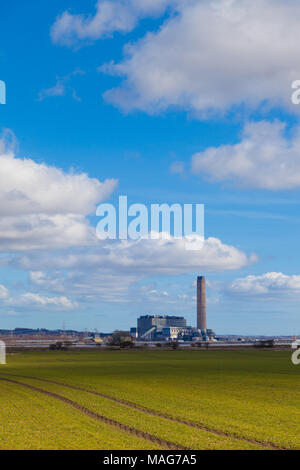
[0,382,59,448]
[0,372,283,450]
[0,377,188,451]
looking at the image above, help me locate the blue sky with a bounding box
[1,0,300,335]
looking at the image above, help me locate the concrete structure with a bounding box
[137,315,187,339]
[162,327,190,341]
[130,327,138,338]
[197,276,207,332]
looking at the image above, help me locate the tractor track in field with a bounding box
[0,377,188,451]
[0,372,284,450]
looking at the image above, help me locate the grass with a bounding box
[0,349,299,450]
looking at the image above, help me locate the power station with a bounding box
[135,276,215,341]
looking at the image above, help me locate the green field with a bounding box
[0,349,299,450]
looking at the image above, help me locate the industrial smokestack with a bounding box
[197,276,207,331]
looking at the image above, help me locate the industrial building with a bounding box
[135,276,215,342]
[137,315,187,339]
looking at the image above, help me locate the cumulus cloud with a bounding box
[0,131,254,311]
[228,272,300,298]
[9,235,255,304]
[0,214,98,251]
[0,133,116,216]
[191,121,300,190]
[51,0,175,46]
[28,270,139,303]
[0,284,78,310]
[19,293,78,310]
[102,0,300,115]
[0,131,117,250]
[19,235,255,276]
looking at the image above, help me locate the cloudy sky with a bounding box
[1,0,300,335]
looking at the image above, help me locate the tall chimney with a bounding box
[197,276,207,331]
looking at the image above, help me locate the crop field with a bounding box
[0,349,299,450]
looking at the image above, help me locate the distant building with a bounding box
[136,276,216,342]
[130,327,138,338]
[137,315,187,339]
[162,327,182,341]
[136,314,215,342]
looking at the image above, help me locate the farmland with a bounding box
[0,350,299,450]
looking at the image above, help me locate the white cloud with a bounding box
[0,214,97,251]
[0,133,116,216]
[228,272,300,297]
[39,81,66,100]
[191,121,300,190]
[13,235,255,305]
[51,0,174,46]
[0,131,117,250]
[0,284,78,310]
[38,70,85,102]
[0,131,254,311]
[136,285,172,303]
[102,0,300,115]
[28,269,139,303]
[20,235,254,276]
[0,285,9,300]
[19,293,78,310]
